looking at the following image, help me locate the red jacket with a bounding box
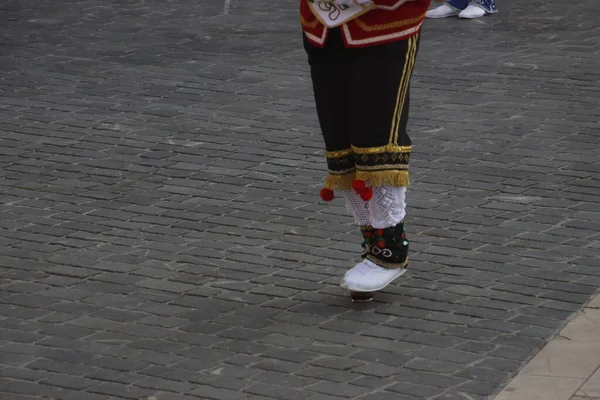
[301,0,432,48]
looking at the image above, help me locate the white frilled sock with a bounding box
[368,186,406,229]
[341,190,370,227]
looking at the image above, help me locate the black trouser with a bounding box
[304,29,420,190]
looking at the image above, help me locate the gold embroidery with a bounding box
[300,14,320,29]
[343,23,421,46]
[352,144,411,154]
[356,164,409,171]
[354,14,426,32]
[329,167,356,175]
[326,149,353,158]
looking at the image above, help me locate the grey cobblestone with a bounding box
[308,382,367,398]
[242,383,311,400]
[388,382,445,398]
[351,375,395,389]
[452,380,498,397]
[297,366,361,383]
[1,0,599,399]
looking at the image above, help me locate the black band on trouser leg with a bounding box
[304,30,420,190]
[304,30,355,189]
[365,222,409,269]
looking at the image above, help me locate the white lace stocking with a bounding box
[341,190,370,226]
[369,186,406,229]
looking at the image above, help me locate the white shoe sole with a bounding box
[426,13,458,18]
[458,13,487,19]
[340,268,407,292]
[458,5,487,18]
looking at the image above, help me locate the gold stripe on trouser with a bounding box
[388,34,419,146]
[393,33,419,145]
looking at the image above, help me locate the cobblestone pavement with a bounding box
[0,0,599,399]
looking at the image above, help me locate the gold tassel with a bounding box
[324,172,356,190]
[356,170,410,188]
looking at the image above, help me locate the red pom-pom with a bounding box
[364,231,373,238]
[377,240,386,248]
[359,187,373,201]
[352,179,366,192]
[320,188,334,202]
[376,229,385,236]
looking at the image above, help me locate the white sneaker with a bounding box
[425,4,459,19]
[458,4,487,18]
[340,259,407,292]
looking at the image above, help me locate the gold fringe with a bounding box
[356,170,410,188]
[324,172,356,190]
